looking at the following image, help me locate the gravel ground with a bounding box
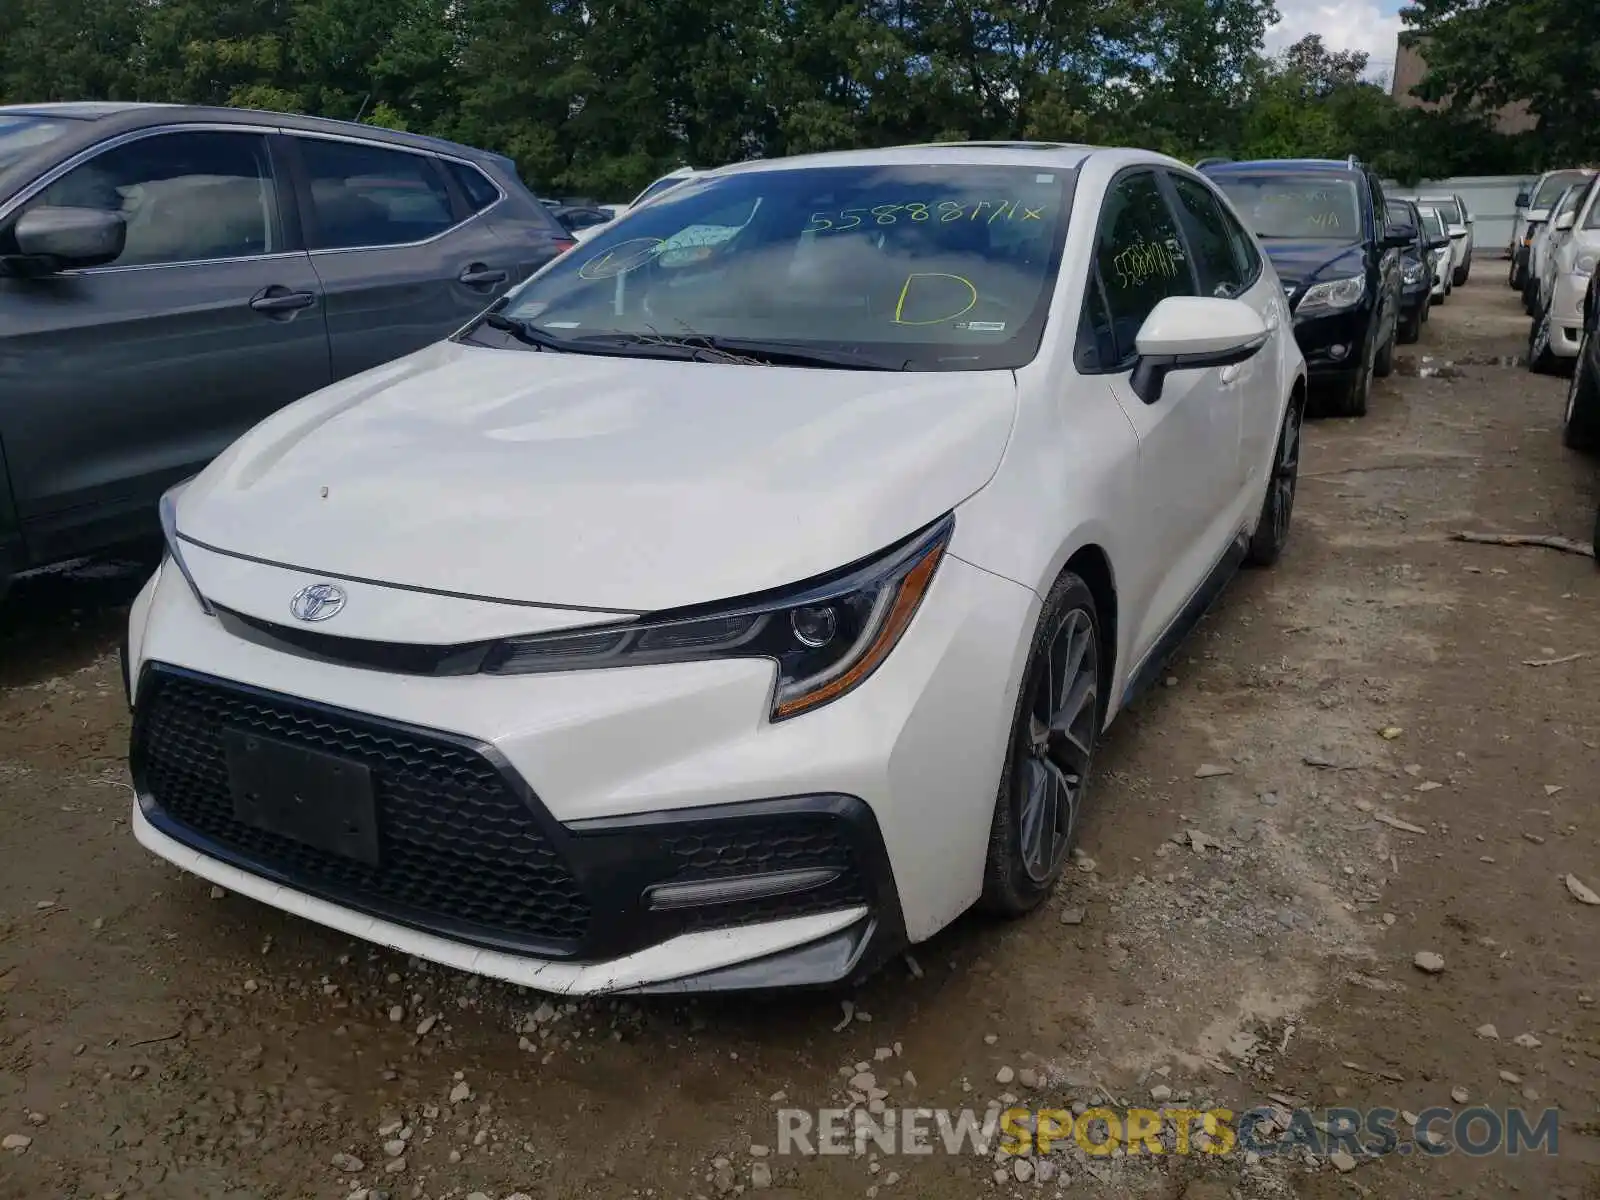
[2,276,1598,1200]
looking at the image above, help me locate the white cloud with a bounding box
[1264,0,1404,84]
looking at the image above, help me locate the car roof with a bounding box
[1202,158,1361,175]
[0,101,499,161]
[699,142,1139,182]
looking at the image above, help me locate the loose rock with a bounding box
[331,1152,364,1173]
[1413,952,1445,974]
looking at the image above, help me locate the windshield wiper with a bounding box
[480,312,565,351]
[645,334,906,371]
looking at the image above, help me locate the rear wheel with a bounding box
[1509,252,1523,290]
[1245,390,1303,568]
[981,573,1101,917]
[1564,331,1600,451]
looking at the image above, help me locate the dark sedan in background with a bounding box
[0,102,575,593]
[1386,197,1449,344]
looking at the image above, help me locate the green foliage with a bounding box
[0,0,1544,197]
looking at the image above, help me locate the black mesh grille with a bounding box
[136,671,591,947]
[661,815,870,933]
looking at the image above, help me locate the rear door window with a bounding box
[296,137,456,250]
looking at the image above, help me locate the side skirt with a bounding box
[1118,531,1249,711]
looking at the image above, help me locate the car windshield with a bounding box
[1211,174,1362,239]
[1535,171,1589,208]
[1585,189,1600,231]
[488,163,1073,371]
[1426,198,1461,224]
[0,113,80,171]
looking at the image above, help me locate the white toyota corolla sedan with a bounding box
[126,143,1306,995]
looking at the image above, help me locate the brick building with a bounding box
[1391,36,1537,135]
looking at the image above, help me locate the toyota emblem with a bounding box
[289,581,347,622]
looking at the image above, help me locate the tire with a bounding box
[1398,310,1421,344]
[1529,310,1561,375]
[1523,272,1539,316]
[1245,390,1303,568]
[1332,332,1376,417]
[1374,320,1395,378]
[1421,295,1432,323]
[980,571,1102,917]
[1563,331,1600,451]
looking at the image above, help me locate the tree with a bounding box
[1400,0,1600,164]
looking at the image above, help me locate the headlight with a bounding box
[1577,254,1597,277]
[1294,274,1365,316]
[482,515,953,721]
[159,478,214,616]
[1402,261,1423,285]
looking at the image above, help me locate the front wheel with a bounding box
[1374,320,1396,377]
[1529,310,1561,375]
[1246,390,1303,567]
[980,573,1101,917]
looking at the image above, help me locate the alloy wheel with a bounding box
[1016,609,1097,883]
[1272,400,1302,546]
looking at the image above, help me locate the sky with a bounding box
[1264,0,1406,84]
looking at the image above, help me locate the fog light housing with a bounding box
[1328,343,1350,361]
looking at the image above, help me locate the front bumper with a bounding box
[1290,303,1371,377]
[126,543,1036,992]
[1547,273,1589,359]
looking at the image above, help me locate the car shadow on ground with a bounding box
[0,549,158,691]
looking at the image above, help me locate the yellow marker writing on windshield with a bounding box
[893,273,978,326]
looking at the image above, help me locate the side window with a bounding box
[1170,174,1246,298]
[27,130,279,268]
[298,138,456,250]
[1091,171,1194,365]
[445,159,500,214]
[1368,174,1388,237]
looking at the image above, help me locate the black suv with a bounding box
[1387,197,1448,343]
[1201,157,1408,417]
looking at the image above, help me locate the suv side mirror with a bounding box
[1428,235,1451,251]
[2,207,126,276]
[1380,231,1414,250]
[1129,296,1268,405]
[1516,191,1531,208]
[1557,212,1577,232]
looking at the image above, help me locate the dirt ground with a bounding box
[2,275,1598,1200]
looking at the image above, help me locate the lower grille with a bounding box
[134,669,592,949]
[660,815,871,932]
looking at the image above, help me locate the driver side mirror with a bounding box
[1380,231,1414,250]
[1515,191,1531,209]
[1557,212,1577,232]
[1,206,126,277]
[1128,296,1269,405]
[1427,235,1451,251]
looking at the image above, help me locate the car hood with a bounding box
[1258,240,1367,291]
[177,340,1018,613]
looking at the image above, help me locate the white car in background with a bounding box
[1525,182,1588,315]
[125,143,1306,995]
[1511,168,1595,290]
[1411,192,1473,285]
[1529,175,1600,374]
[1417,205,1453,303]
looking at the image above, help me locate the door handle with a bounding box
[458,264,509,287]
[249,288,317,314]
